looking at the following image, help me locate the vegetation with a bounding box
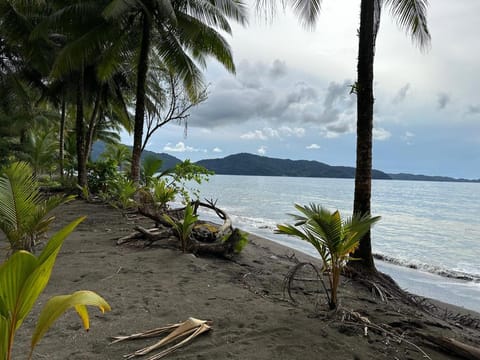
[163,203,199,252]
[0,162,74,252]
[276,204,381,309]
[257,0,430,272]
[0,217,110,360]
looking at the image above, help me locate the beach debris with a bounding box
[118,197,247,257]
[112,317,213,359]
[417,334,480,360]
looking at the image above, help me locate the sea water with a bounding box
[189,175,480,312]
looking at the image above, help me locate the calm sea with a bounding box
[189,175,480,311]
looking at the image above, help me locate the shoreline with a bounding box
[245,228,480,314]
[197,202,480,314]
[5,200,480,359]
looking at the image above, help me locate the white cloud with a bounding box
[241,126,305,141]
[212,147,222,153]
[402,131,415,145]
[306,143,320,149]
[373,127,391,141]
[240,130,268,140]
[257,146,267,155]
[163,142,200,153]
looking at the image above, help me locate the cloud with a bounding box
[240,130,268,140]
[212,147,222,153]
[373,127,391,141]
[437,92,450,110]
[269,59,287,79]
[306,143,320,149]
[240,126,305,140]
[467,105,480,115]
[257,145,267,155]
[393,83,410,104]
[163,142,202,153]
[402,131,415,145]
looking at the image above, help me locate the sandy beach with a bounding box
[4,200,480,359]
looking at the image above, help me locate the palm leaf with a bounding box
[384,0,431,50]
[31,290,111,350]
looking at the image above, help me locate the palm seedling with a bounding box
[0,161,75,252]
[0,217,110,360]
[276,204,380,309]
[163,203,198,252]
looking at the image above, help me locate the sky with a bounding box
[123,1,480,179]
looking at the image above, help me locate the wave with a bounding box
[373,253,480,282]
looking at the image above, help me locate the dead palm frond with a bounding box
[112,317,212,359]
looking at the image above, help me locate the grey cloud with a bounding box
[189,61,355,140]
[467,104,480,115]
[393,83,410,104]
[437,92,450,110]
[324,80,353,108]
[269,59,287,79]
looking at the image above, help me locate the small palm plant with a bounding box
[163,203,198,252]
[150,178,177,209]
[0,161,75,252]
[0,217,110,360]
[276,204,380,309]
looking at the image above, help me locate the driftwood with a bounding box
[418,334,480,360]
[120,197,243,257]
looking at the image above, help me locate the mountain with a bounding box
[196,153,391,179]
[388,173,480,183]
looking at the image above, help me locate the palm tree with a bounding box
[103,0,248,183]
[257,0,430,272]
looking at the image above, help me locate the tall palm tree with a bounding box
[30,0,134,187]
[257,0,430,272]
[103,0,248,183]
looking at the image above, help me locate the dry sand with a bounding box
[4,200,480,359]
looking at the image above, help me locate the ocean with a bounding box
[188,175,480,312]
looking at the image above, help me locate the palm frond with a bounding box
[384,0,431,50]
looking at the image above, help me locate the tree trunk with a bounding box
[59,95,66,180]
[76,70,87,188]
[85,88,102,161]
[130,14,151,184]
[351,0,376,272]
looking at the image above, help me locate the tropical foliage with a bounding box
[0,217,111,360]
[163,203,199,252]
[276,204,380,309]
[0,162,74,252]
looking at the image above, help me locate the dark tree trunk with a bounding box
[351,0,376,272]
[76,70,87,187]
[59,94,66,179]
[85,88,102,161]
[130,14,151,183]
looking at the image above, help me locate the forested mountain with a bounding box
[196,153,391,179]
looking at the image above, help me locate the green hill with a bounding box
[196,153,391,179]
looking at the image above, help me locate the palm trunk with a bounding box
[351,0,376,272]
[130,14,151,183]
[59,95,66,180]
[76,70,87,188]
[85,88,102,161]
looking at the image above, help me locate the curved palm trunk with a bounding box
[76,70,87,187]
[352,0,376,272]
[131,14,152,183]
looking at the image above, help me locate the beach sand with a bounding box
[5,200,480,359]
